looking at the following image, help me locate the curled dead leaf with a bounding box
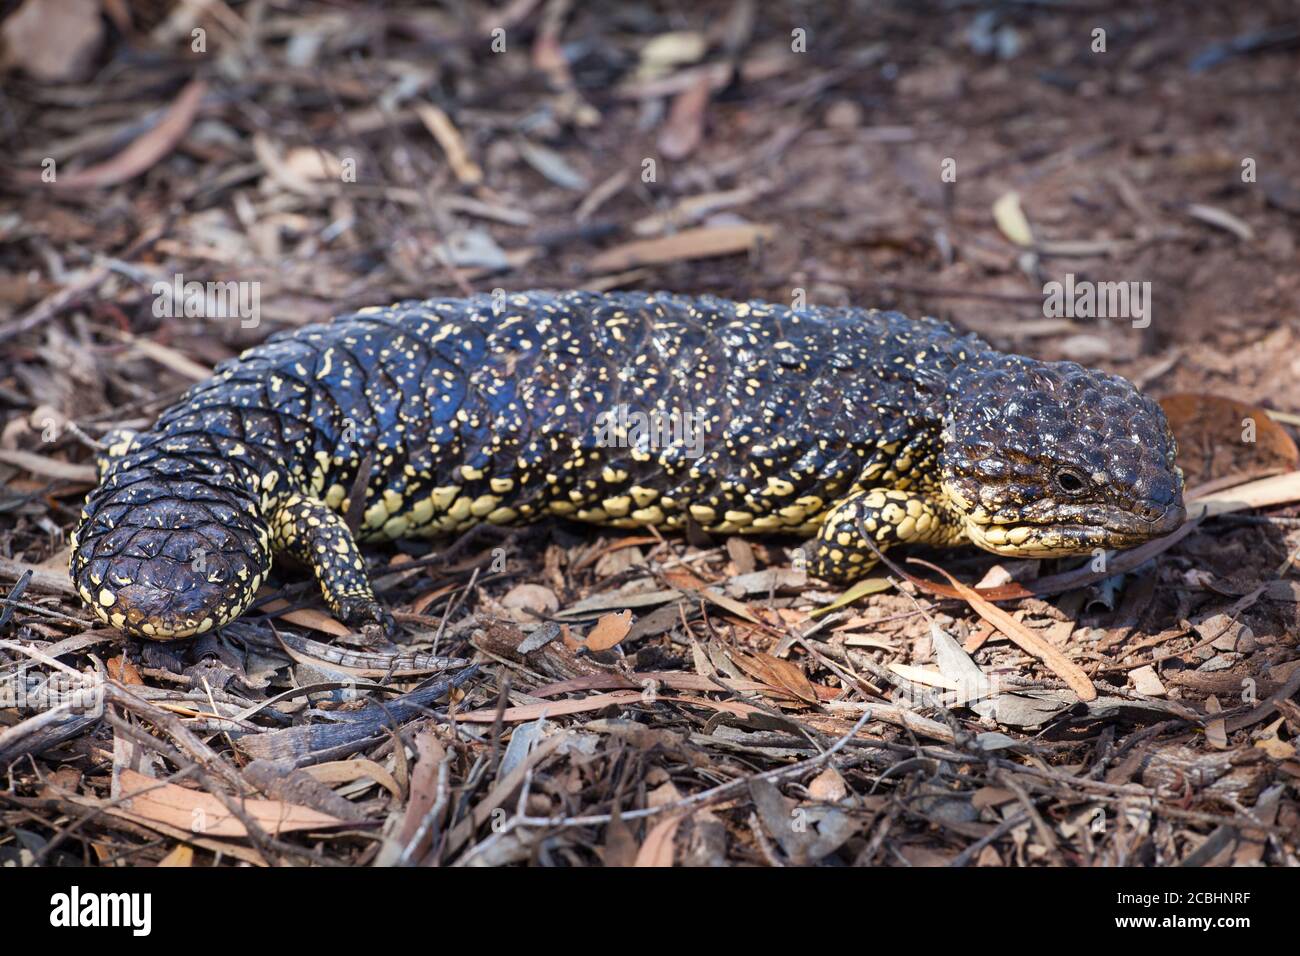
[732,651,819,704]
[992,191,1034,247]
[1160,392,1299,490]
[586,609,634,651]
[26,80,207,190]
[116,769,346,838]
[589,224,774,273]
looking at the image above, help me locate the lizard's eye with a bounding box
[1053,466,1088,496]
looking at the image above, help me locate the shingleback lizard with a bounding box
[70,291,1186,640]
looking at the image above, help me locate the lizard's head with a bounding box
[938,358,1184,557]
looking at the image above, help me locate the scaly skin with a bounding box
[70,291,1185,640]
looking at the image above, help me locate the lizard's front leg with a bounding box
[269,494,398,637]
[807,488,965,581]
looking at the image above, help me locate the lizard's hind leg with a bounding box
[269,494,398,637]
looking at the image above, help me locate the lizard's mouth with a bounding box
[962,502,1186,557]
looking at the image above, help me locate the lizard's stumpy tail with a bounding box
[70,449,271,640]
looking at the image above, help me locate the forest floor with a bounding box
[1,0,1299,866]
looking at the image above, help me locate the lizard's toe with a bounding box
[338,596,399,640]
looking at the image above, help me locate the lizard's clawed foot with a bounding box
[338,596,400,643]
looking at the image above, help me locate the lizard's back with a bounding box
[170,290,988,540]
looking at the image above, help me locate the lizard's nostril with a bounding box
[1135,503,1163,523]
